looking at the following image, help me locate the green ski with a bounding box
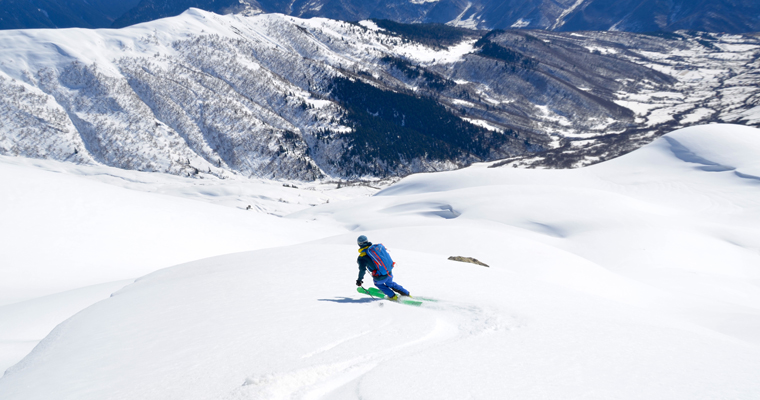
[362,286,439,302]
[357,287,423,306]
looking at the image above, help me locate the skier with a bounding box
[355,235,411,301]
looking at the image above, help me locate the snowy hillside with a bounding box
[1,124,759,399]
[2,10,760,179]
[0,154,357,372]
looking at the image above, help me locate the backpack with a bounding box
[366,243,395,277]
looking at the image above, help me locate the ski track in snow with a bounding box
[227,299,518,399]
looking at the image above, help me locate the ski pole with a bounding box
[359,286,376,300]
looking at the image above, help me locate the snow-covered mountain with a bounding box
[416,0,760,33]
[1,123,759,399]
[5,0,760,34]
[112,0,263,28]
[555,0,760,33]
[2,10,759,179]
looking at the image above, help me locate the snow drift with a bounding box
[1,124,759,399]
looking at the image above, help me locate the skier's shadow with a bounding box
[318,297,375,304]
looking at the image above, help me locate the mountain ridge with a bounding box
[2,0,759,33]
[1,11,759,180]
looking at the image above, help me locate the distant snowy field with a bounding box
[1,124,760,399]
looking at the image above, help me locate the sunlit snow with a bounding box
[1,124,759,399]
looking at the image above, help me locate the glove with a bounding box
[356,279,363,286]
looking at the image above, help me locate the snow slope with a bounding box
[0,156,346,304]
[1,124,760,398]
[0,155,349,371]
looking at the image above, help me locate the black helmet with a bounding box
[357,235,369,246]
